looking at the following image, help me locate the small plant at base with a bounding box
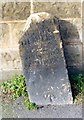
[1,75,28,99]
[24,97,38,110]
[0,75,38,110]
[70,74,84,103]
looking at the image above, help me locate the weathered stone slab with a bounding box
[19,12,73,105]
[63,44,82,65]
[63,44,82,76]
[59,19,82,76]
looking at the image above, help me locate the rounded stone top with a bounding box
[23,12,57,32]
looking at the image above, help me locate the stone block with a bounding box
[1,49,22,70]
[63,44,82,66]
[1,23,9,48]
[59,18,82,42]
[0,3,2,20]
[82,1,84,19]
[82,43,84,75]
[0,24,2,48]
[82,2,84,74]
[19,12,73,105]
[34,2,81,18]
[82,21,84,43]
[0,69,22,81]
[82,12,84,43]
[10,22,26,48]
[67,64,82,76]
[58,18,82,75]
[2,2,30,20]
[1,22,25,48]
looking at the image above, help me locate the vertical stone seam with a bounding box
[8,23,13,47]
[30,0,34,14]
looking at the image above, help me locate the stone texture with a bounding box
[83,43,84,75]
[83,1,84,19]
[1,22,25,48]
[1,49,22,70]
[67,64,83,77]
[0,24,2,48]
[83,17,84,43]
[2,2,30,20]
[19,12,73,105]
[34,2,81,18]
[2,2,81,20]
[59,18,82,42]
[59,19,82,76]
[0,3,2,20]
[63,44,82,65]
[1,23,9,48]
[64,45,83,76]
[0,69,22,81]
[82,2,84,75]
[0,1,82,82]
[10,22,26,48]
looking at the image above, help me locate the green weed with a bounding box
[0,75,38,110]
[70,74,84,103]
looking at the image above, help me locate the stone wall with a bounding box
[0,1,83,81]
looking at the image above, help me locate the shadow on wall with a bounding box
[57,19,83,77]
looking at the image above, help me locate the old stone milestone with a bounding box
[19,12,73,105]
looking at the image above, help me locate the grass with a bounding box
[70,74,84,104]
[0,74,84,109]
[0,75,38,110]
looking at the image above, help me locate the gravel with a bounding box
[1,97,82,118]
